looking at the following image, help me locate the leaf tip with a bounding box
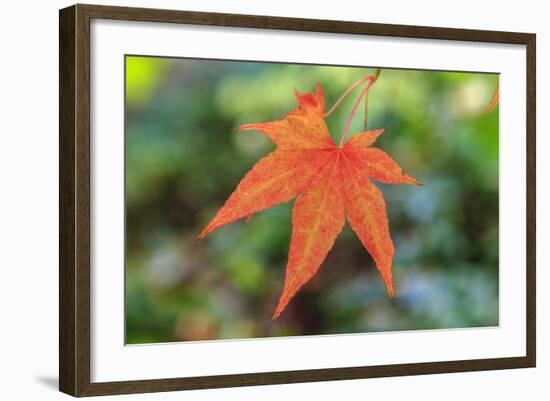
[401,171,422,186]
[195,228,210,241]
[237,123,253,132]
[272,302,284,320]
[272,293,292,320]
[387,283,395,299]
[368,128,386,145]
[381,275,395,299]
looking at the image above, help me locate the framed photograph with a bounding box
[59,4,536,397]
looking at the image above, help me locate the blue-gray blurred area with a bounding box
[125,56,499,344]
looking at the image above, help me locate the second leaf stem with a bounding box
[338,75,376,147]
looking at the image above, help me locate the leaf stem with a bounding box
[324,75,372,118]
[363,68,381,130]
[338,76,376,147]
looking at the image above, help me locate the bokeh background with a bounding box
[125,56,499,344]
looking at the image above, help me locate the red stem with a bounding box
[324,75,372,118]
[338,76,375,147]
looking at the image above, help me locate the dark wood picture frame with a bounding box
[59,3,536,397]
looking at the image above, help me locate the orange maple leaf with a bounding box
[197,82,421,319]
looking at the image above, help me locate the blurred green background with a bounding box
[125,56,499,344]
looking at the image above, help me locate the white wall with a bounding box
[0,0,546,400]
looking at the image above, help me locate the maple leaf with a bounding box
[197,83,421,319]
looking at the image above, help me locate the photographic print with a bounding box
[124,56,499,344]
[59,6,535,395]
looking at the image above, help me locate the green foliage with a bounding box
[125,56,499,343]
